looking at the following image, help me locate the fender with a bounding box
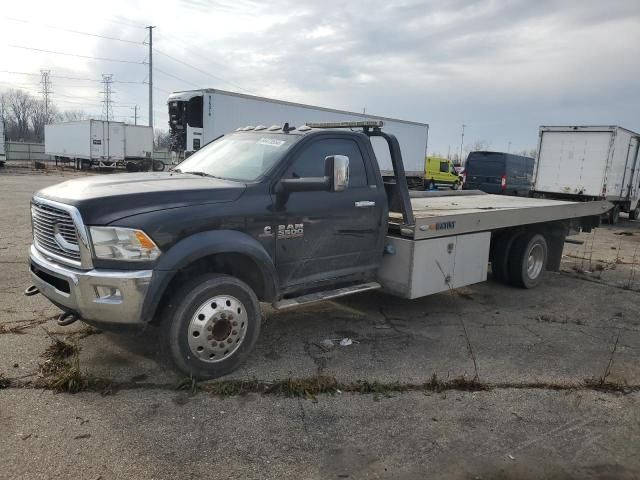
[141,230,279,323]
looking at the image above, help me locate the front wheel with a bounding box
[452,181,461,190]
[630,205,640,221]
[162,274,262,379]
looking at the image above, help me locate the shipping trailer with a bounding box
[533,125,640,222]
[0,121,5,166]
[167,89,429,188]
[45,120,158,171]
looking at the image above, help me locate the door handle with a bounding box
[355,201,376,207]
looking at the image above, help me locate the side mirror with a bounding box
[325,155,349,192]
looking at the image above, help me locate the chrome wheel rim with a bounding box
[527,243,544,279]
[187,295,248,363]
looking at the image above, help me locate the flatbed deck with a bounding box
[389,191,611,240]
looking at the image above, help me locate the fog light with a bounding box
[95,286,122,300]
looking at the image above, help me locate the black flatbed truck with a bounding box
[27,121,610,378]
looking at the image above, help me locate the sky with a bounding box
[1,0,639,155]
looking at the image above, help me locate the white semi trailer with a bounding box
[533,125,640,223]
[167,89,429,188]
[45,120,159,171]
[0,121,5,166]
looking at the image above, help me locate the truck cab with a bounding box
[424,157,460,189]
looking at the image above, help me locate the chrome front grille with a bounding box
[31,201,81,264]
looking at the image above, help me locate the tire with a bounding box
[152,160,165,172]
[630,205,640,221]
[427,179,436,190]
[162,273,261,379]
[507,232,548,289]
[490,231,521,284]
[126,162,139,172]
[452,181,460,190]
[608,205,620,225]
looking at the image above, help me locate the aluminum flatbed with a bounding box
[388,191,611,240]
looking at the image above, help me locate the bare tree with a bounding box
[3,89,37,141]
[61,109,89,122]
[155,129,171,149]
[461,139,491,162]
[31,100,61,142]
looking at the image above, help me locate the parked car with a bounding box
[424,157,460,189]
[463,151,534,196]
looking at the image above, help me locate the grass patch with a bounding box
[0,317,52,335]
[199,374,490,399]
[37,335,112,394]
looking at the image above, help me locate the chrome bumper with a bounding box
[29,245,152,325]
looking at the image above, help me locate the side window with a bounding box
[285,138,368,187]
[440,161,449,173]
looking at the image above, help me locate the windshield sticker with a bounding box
[257,138,286,147]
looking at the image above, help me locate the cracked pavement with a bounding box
[1,170,639,479]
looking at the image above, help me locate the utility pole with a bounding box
[101,74,113,121]
[40,70,52,122]
[459,124,466,164]
[132,105,138,125]
[146,25,155,131]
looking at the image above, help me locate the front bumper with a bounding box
[29,245,152,326]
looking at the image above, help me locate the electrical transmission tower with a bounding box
[40,70,53,121]
[101,74,114,121]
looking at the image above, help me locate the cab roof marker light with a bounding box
[297,125,311,131]
[267,125,281,131]
[241,126,255,131]
[235,127,243,131]
[305,120,384,129]
[254,125,267,131]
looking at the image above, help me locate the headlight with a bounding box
[89,227,161,261]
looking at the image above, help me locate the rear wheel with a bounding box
[152,160,165,172]
[508,232,548,289]
[452,181,461,190]
[629,205,639,221]
[490,231,521,284]
[426,179,436,190]
[162,274,261,379]
[608,205,620,225]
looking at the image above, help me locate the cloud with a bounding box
[1,0,638,153]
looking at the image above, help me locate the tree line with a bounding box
[0,88,171,148]
[0,89,89,143]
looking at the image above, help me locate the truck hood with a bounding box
[35,172,246,225]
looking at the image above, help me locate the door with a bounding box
[623,137,640,201]
[274,137,385,289]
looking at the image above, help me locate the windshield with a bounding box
[465,153,505,177]
[175,133,299,182]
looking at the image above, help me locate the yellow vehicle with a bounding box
[424,157,461,190]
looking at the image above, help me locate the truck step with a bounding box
[273,282,381,310]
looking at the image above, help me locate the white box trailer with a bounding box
[533,125,640,222]
[167,89,429,185]
[45,120,154,169]
[0,121,5,166]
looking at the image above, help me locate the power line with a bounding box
[6,17,143,45]
[0,70,142,83]
[153,47,253,94]
[153,67,203,89]
[9,45,143,64]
